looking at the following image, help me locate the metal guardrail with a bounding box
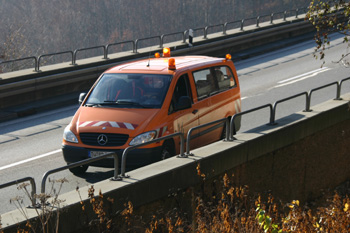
[0,7,308,73]
[0,177,36,207]
[230,77,350,138]
[41,152,118,194]
[186,118,229,154]
[120,132,185,177]
[37,51,74,71]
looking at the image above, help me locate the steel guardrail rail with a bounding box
[134,36,162,53]
[0,56,38,72]
[120,132,185,177]
[230,104,274,139]
[0,177,36,207]
[73,45,107,65]
[0,7,308,73]
[105,40,136,58]
[186,117,229,155]
[41,152,118,194]
[160,31,187,48]
[229,76,350,139]
[37,51,74,71]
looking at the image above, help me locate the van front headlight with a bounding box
[129,131,157,146]
[63,125,79,143]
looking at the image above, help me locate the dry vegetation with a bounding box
[79,172,350,232]
[1,167,350,232]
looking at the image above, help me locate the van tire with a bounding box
[161,140,175,160]
[68,164,88,175]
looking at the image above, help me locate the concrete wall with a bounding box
[2,93,350,232]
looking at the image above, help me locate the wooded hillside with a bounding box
[0,0,310,61]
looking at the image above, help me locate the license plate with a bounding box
[89,151,114,158]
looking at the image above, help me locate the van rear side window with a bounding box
[193,66,236,99]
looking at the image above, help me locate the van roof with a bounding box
[105,55,225,74]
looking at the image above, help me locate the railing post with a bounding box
[204,26,208,39]
[270,13,274,24]
[103,45,108,59]
[160,34,164,48]
[72,49,78,65]
[111,153,121,181]
[223,22,228,34]
[306,90,312,112]
[183,30,188,43]
[134,39,139,53]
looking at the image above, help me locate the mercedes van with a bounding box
[62,48,241,174]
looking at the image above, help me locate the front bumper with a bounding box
[62,144,163,171]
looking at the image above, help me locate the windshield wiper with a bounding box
[87,100,146,108]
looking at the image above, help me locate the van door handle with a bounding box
[192,109,198,114]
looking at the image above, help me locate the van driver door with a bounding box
[169,74,200,152]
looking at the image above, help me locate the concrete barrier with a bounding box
[2,93,350,233]
[0,14,314,121]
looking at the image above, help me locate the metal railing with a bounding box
[120,132,185,177]
[37,51,74,71]
[0,177,36,207]
[0,7,308,73]
[186,118,229,155]
[73,45,107,65]
[41,152,118,194]
[230,77,350,138]
[106,40,136,57]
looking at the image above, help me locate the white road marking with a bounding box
[278,67,330,84]
[0,149,61,171]
[272,67,332,89]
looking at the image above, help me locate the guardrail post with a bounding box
[223,22,228,34]
[134,39,139,53]
[72,49,78,65]
[0,177,37,208]
[111,153,122,181]
[103,45,108,59]
[270,13,274,24]
[240,19,244,30]
[204,26,208,39]
[160,34,165,48]
[183,30,188,43]
[256,16,260,27]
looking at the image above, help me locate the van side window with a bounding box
[193,66,236,99]
[169,74,192,114]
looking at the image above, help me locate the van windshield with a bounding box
[85,73,172,108]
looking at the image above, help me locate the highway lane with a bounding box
[1,35,350,215]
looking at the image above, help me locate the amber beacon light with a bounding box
[163,47,171,57]
[168,58,176,70]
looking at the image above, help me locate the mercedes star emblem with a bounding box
[97,134,108,146]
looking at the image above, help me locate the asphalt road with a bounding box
[0,34,349,215]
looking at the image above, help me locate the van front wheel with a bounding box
[161,140,175,160]
[68,164,88,175]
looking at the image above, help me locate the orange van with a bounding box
[62,48,241,174]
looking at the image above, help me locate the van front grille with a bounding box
[80,133,129,147]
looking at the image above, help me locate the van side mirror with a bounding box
[79,93,87,105]
[175,96,191,111]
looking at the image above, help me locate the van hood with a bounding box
[75,107,160,135]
